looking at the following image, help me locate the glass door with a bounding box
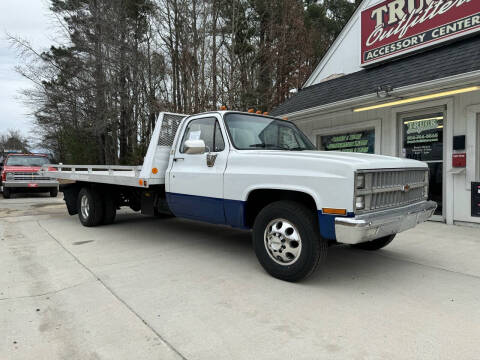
[400,111,444,218]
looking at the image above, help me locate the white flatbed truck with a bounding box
[43,111,436,281]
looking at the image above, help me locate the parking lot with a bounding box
[1,195,479,360]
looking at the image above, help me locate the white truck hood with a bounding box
[244,150,426,171]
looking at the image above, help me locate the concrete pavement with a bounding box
[1,195,479,359]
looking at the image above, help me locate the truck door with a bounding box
[167,114,229,224]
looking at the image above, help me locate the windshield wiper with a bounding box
[249,144,289,150]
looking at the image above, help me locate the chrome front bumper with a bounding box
[335,201,437,245]
[3,180,59,188]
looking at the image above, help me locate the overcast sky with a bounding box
[0,0,55,139]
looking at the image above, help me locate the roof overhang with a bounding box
[281,70,480,121]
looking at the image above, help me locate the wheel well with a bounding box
[245,189,318,228]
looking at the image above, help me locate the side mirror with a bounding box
[184,139,206,154]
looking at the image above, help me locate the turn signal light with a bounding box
[152,168,158,174]
[256,110,262,114]
[248,109,254,113]
[139,179,144,186]
[282,117,288,120]
[220,105,227,110]
[322,208,347,216]
[263,112,269,115]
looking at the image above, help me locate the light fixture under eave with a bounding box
[354,86,480,113]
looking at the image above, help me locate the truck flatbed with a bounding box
[42,112,187,188]
[46,165,145,187]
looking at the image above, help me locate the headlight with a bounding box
[6,172,14,180]
[355,196,365,210]
[356,174,365,189]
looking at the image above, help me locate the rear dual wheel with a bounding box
[351,234,396,251]
[77,187,116,227]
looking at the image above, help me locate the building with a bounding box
[272,0,480,226]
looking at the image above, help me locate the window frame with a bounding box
[223,112,315,151]
[179,116,226,154]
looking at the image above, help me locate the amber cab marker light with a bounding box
[220,105,227,110]
[152,168,158,174]
[256,110,262,114]
[323,208,347,216]
[282,117,288,120]
[248,108,255,113]
[354,86,480,112]
[263,112,269,115]
[139,179,144,186]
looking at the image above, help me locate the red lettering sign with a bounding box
[361,0,480,66]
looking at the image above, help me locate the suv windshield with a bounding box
[224,113,315,151]
[6,156,49,167]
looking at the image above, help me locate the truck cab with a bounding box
[45,111,436,281]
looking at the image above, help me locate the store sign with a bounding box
[320,129,375,153]
[361,0,480,66]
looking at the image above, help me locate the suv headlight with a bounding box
[356,174,365,189]
[355,196,365,210]
[6,172,14,180]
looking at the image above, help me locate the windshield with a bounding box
[6,156,50,167]
[224,113,315,151]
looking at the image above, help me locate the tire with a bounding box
[253,201,327,282]
[50,188,58,198]
[351,234,396,251]
[102,192,117,225]
[3,188,11,199]
[77,187,104,227]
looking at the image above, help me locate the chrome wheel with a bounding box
[80,195,90,219]
[264,218,302,266]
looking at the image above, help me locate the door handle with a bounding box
[173,157,184,162]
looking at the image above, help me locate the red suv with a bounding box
[1,154,58,199]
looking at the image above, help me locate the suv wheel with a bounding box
[253,201,327,282]
[77,187,104,227]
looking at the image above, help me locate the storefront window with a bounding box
[319,129,375,153]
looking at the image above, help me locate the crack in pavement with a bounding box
[0,281,89,301]
[36,220,188,360]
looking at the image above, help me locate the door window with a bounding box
[401,112,444,217]
[180,118,225,153]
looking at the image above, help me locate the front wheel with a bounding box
[253,201,327,282]
[2,188,11,199]
[351,234,396,251]
[50,188,58,198]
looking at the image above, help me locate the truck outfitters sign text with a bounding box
[361,0,480,66]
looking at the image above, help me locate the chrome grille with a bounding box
[355,169,429,213]
[12,172,51,181]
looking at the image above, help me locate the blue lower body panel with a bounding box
[317,211,355,241]
[166,192,352,238]
[166,192,247,228]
